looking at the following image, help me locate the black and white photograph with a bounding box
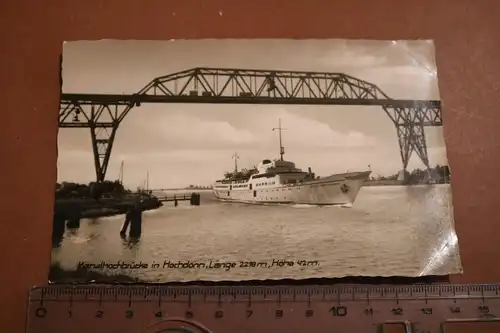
[50,39,462,283]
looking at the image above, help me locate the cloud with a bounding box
[107,107,381,155]
[356,66,439,100]
[161,113,257,147]
[317,51,387,69]
[269,111,378,149]
[146,108,379,153]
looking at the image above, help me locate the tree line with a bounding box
[55,180,131,200]
[370,164,451,184]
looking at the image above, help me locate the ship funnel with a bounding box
[308,167,312,175]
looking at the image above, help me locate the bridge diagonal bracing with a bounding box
[60,102,134,182]
[60,67,443,182]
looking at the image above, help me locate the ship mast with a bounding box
[272,118,286,161]
[118,160,124,184]
[232,152,239,172]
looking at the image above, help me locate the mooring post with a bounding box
[129,207,142,238]
[129,199,142,238]
[191,193,200,206]
[190,193,196,205]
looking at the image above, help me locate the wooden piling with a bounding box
[120,211,132,236]
[190,192,201,206]
[129,208,142,238]
[190,193,201,206]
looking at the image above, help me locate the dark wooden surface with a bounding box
[1,1,499,332]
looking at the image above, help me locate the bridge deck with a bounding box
[61,93,440,108]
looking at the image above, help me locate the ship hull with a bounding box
[212,171,371,206]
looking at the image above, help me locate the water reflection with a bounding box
[66,228,79,237]
[120,233,140,249]
[88,218,100,226]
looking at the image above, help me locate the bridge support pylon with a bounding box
[396,123,430,171]
[59,102,135,182]
[90,124,119,182]
[383,105,434,177]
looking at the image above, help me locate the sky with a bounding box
[57,39,449,189]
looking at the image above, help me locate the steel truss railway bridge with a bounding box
[59,67,442,182]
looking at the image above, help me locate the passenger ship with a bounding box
[212,119,372,206]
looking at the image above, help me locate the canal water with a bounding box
[50,184,462,282]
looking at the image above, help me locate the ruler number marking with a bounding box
[478,305,490,314]
[155,311,163,318]
[214,310,224,319]
[95,310,104,318]
[125,310,134,319]
[450,306,461,313]
[246,310,253,318]
[305,309,313,317]
[421,307,433,315]
[329,306,348,316]
[185,310,194,318]
[276,309,283,318]
[35,307,47,318]
[364,308,374,316]
[391,307,404,315]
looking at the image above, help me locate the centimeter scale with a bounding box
[26,284,500,333]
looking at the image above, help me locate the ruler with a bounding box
[26,284,500,333]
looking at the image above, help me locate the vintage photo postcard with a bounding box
[50,39,462,283]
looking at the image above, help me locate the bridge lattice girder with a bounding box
[59,67,443,182]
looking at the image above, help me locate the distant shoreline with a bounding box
[364,180,450,186]
[157,187,212,191]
